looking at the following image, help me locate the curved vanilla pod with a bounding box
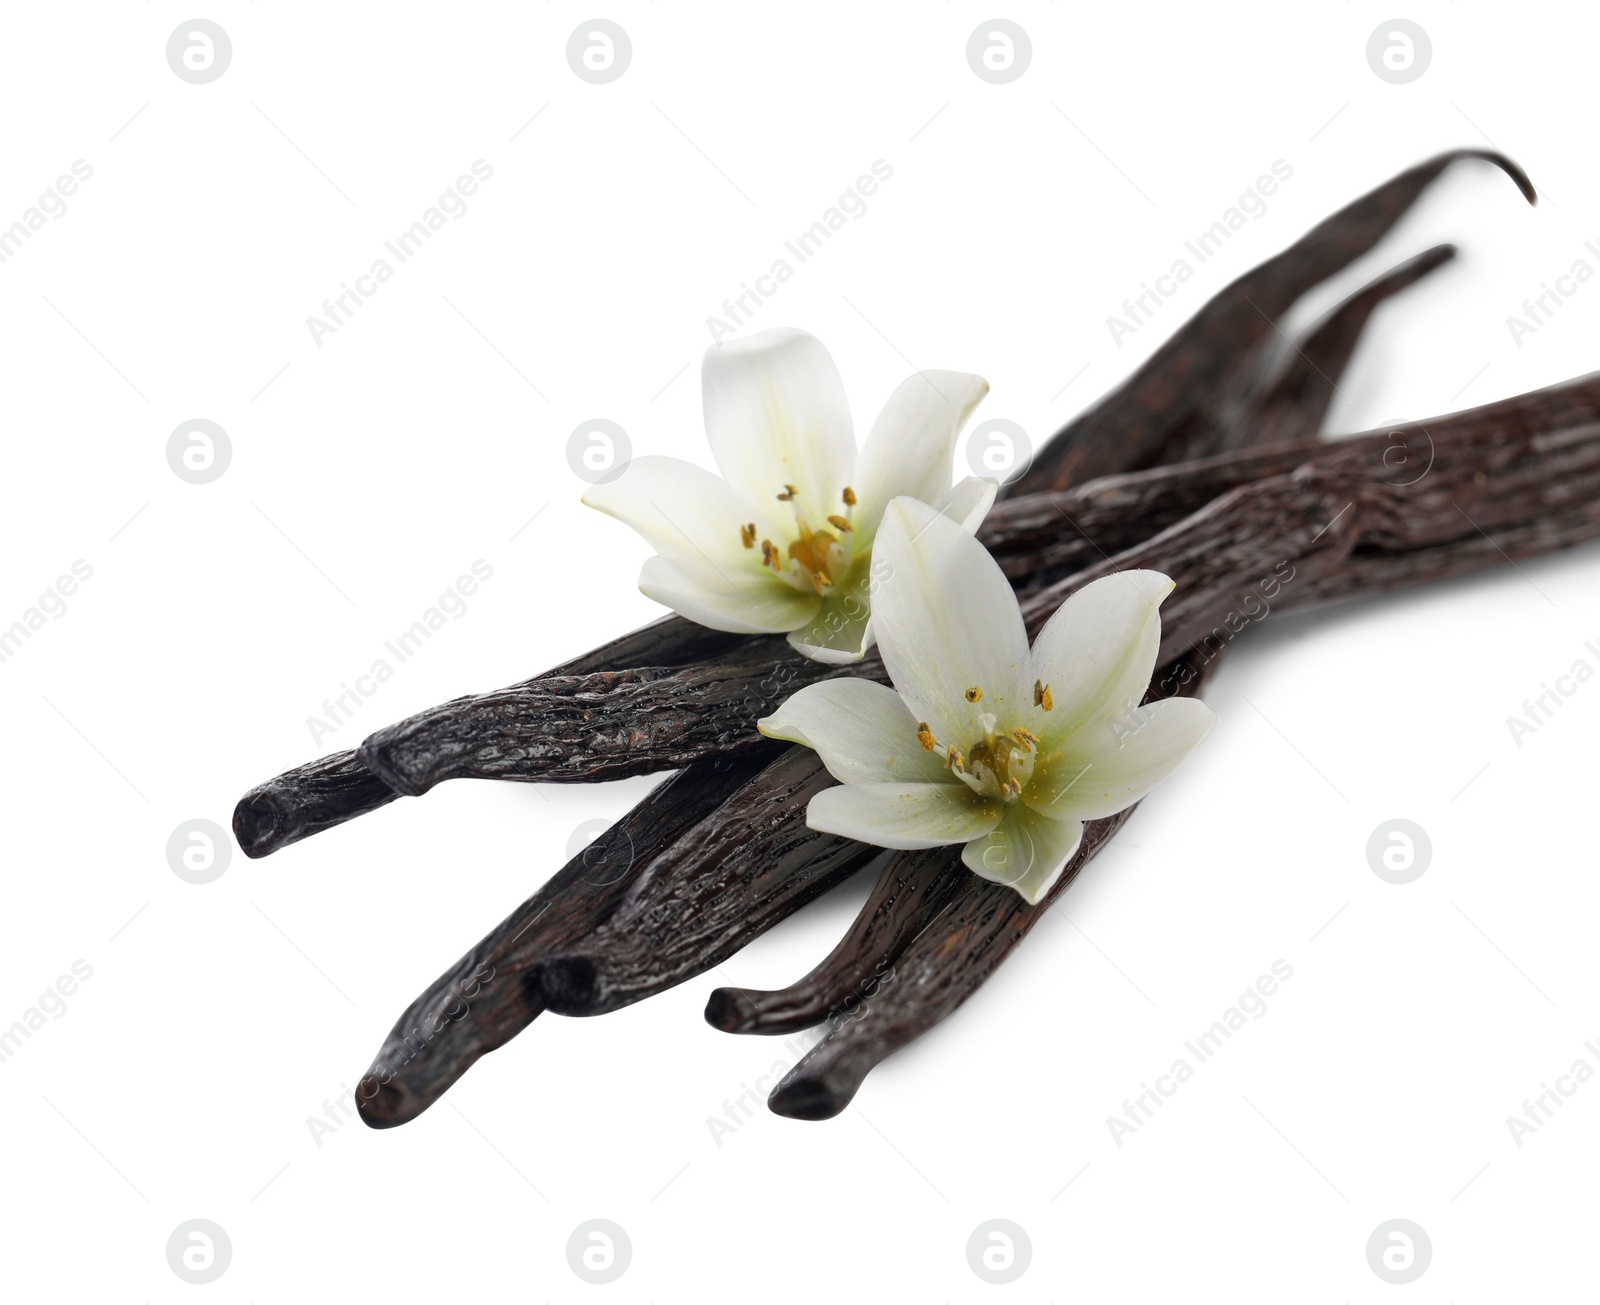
[1227,243,1457,449]
[704,847,969,1036]
[233,613,742,858]
[537,746,884,1016]
[1009,149,1535,494]
[356,747,776,1128]
[232,749,398,859]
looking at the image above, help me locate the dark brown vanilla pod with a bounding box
[980,440,1325,586]
[233,749,398,859]
[538,746,884,1017]
[1008,150,1535,496]
[356,746,779,1128]
[357,637,836,795]
[704,847,970,1036]
[1224,243,1457,451]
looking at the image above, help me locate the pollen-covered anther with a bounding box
[945,745,965,772]
[916,722,937,751]
[1013,727,1039,751]
[827,514,854,533]
[1034,679,1053,711]
[740,522,757,549]
[842,486,857,507]
[776,484,799,502]
[965,685,983,703]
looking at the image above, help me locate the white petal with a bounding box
[582,455,779,571]
[871,497,1031,746]
[638,554,817,634]
[759,679,954,784]
[852,371,989,544]
[701,327,856,517]
[807,781,1000,850]
[1027,696,1217,822]
[930,475,999,535]
[1029,570,1174,737]
[785,569,875,664]
[961,806,1085,905]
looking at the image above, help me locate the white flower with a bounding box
[582,327,995,664]
[758,498,1218,904]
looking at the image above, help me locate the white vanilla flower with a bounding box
[582,327,995,664]
[758,498,1218,904]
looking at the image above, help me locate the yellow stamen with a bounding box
[945,745,964,772]
[1013,727,1039,751]
[842,486,857,507]
[776,484,798,502]
[740,523,757,549]
[827,514,853,533]
[1034,680,1053,711]
[916,722,936,751]
[965,685,983,703]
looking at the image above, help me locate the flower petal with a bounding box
[930,475,1000,535]
[785,569,875,664]
[852,371,989,544]
[1028,570,1174,738]
[701,327,856,516]
[961,806,1085,905]
[759,679,954,784]
[1028,696,1217,822]
[582,455,780,572]
[871,497,1031,745]
[806,781,1000,850]
[638,554,817,634]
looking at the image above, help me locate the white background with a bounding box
[2,2,1598,1299]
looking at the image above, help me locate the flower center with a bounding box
[916,690,1041,802]
[740,485,858,597]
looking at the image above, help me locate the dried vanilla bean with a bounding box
[233,613,737,857]
[356,745,778,1127]
[232,749,398,859]
[1227,243,1457,449]
[538,747,884,1016]
[704,847,969,1036]
[1008,149,1534,493]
